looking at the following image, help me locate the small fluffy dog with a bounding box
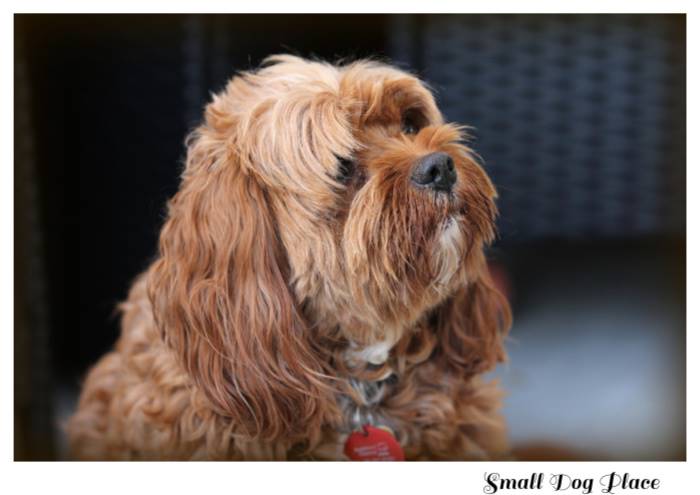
[67,55,511,460]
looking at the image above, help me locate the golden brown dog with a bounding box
[67,55,511,460]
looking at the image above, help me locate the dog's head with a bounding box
[148,55,508,441]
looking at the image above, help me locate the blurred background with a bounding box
[14,14,685,461]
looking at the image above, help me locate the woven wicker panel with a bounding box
[390,15,685,240]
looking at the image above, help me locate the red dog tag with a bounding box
[344,425,405,461]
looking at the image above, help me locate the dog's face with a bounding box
[149,55,505,437]
[212,56,498,344]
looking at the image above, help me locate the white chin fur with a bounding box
[432,217,465,287]
[342,220,464,369]
[347,339,393,365]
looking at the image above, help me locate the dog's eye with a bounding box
[336,157,356,183]
[401,110,424,135]
[402,119,418,135]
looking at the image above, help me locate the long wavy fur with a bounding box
[67,55,511,460]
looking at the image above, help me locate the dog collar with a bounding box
[342,372,405,461]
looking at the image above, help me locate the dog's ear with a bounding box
[147,109,336,441]
[433,268,511,375]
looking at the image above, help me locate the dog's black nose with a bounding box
[411,152,456,192]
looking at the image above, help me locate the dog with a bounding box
[67,55,511,460]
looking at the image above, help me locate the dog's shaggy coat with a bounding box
[67,55,511,460]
